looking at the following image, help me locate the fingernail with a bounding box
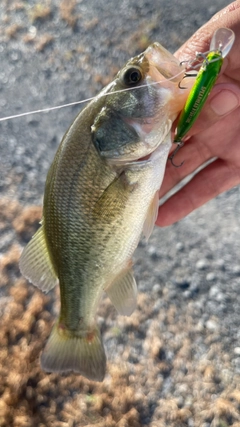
[210,90,239,116]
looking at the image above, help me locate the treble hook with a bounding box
[178,71,198,89]
[168,141,184,167]
[178,50,218,89]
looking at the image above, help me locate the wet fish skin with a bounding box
[20,42,192,381]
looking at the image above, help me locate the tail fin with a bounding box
[40,321,106,382]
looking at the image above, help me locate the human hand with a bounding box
[156,0,240,227]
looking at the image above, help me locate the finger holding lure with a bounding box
[169,27,235,167]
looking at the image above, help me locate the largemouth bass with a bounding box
[20,42,192,381]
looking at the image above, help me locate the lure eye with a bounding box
[123,67,143,86]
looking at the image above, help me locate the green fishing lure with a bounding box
[170,27,235,166]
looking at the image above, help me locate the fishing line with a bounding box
[0,61,202,123]
[0,51,219,124]
[0,70,186,123]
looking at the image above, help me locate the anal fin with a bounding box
[19,223,58,292]
[105,267,137,316]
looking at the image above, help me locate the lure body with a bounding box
[174,27,235,145]
[174,51,223,142]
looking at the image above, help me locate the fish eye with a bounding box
[123,67,143,86]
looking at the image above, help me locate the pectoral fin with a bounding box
[105,268,137,316]
[142,191,159,240]
[19,223,58,292]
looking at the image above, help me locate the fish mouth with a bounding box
[145,42,185,84]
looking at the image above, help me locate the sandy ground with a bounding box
[1,1,240,426]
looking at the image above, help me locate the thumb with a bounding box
[186,83,240,136]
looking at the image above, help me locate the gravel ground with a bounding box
[1,1,240,426]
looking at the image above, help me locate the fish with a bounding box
[19,42,193,381]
